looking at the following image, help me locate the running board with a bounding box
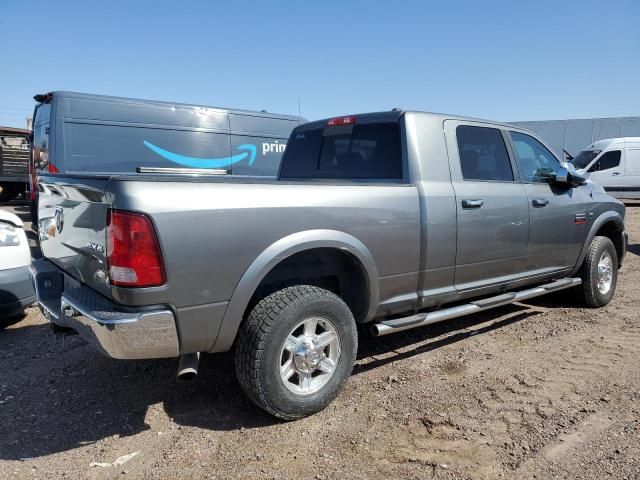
[371,278,582,337]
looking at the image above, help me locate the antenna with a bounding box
[298,96,302,122]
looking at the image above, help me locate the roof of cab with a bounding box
[43,91,302,121]
[295,109,533,132]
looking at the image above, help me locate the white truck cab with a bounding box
[573,137,640,199]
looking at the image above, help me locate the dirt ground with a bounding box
[1,202,639,480]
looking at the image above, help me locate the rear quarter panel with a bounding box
[110,180,420,305]
[109,179,421,351]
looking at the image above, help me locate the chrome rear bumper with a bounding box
[31,259,179,359]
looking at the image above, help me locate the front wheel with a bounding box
[577,236,618,307]
[235,285,357,420]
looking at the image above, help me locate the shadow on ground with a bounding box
[0,319,277,460]
[0,300,550,461]
[354,305,539,375]
[627,243,640,257]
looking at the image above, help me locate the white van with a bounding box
[572,137,640,199]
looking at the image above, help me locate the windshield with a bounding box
[32,103,51,173]
[572,149,601,169]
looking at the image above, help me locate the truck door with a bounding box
[507,131,589,272]
[444,121,529,291]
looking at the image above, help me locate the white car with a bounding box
[0,209,35,321]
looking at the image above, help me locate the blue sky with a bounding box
[1,0,638,128]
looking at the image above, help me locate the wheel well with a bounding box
[596,221,624,261]
[245,248,369,323]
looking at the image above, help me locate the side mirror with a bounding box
[555,164,587,187]
[555,166,569,185]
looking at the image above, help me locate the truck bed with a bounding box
[36,172,420,353]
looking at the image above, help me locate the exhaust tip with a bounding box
[177,368,198,381]
[370,324,381,337]
[177,352,200,381]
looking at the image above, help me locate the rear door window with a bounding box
[280,123,402,180]
[456,125,514,181]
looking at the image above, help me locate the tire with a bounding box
[577,236,618,307]
[235,285,358,420]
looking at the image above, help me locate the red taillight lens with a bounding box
[106,210,166,287]
[326,115,356,127]
[47,163,58,173]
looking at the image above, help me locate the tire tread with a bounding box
[577,236,617,308]
[235,285,353,420]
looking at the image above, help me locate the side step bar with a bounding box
[371,278,581,337]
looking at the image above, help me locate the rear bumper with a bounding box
[0,266,36,317]
[30,259,179,359]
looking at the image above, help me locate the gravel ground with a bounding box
[1,201,639,480]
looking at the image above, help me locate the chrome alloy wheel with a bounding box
[279,317,341,395]
[597,251,613,295]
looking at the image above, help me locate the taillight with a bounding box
[47,163,58,173]
[106,210,166,287]
[326,115,356,127]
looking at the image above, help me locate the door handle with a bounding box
[462,199,483,209]
[532,198,549,207]
[611,172,621,175]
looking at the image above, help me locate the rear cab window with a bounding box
[280,119,403,181]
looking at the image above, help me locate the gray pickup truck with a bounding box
[32,109,627,419]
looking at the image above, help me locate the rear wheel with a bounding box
[577,236,618,307]
[235,285,357,420]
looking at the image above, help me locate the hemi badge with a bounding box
[575,213,587,225]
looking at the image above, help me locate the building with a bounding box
[510,117,640,160]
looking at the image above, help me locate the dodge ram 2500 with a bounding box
[31,109,627,419]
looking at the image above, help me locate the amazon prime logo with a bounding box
[143,141,257,169]
[143,139,286,170]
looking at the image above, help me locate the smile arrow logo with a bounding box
[143,141,257,169]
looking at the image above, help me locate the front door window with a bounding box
[510,132,559,183]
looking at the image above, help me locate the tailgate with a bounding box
[37,175,113,298]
